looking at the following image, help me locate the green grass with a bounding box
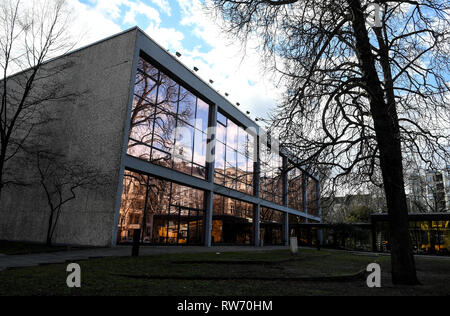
[0,249,449,296]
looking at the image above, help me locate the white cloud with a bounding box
[123,1,161,25]
[149,0,171,16]
[66,0,123,48]
[145,22,184,51]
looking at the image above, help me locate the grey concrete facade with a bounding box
[0,27,321,247]
[0,29,138,247]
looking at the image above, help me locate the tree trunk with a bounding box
[349,0,419,285]
[46,209,54,247]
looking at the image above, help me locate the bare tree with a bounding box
[0,0,75,199]
[35,150,105,246]
[207,0,450,284]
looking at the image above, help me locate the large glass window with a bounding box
[260,142,283,205]
[288,166,304,213]
[307,176,319,217]
[260,207,284,245]
[117,170,205,245]
[212,194,253,244]
[214,111,254,195]
[127,56,210,179]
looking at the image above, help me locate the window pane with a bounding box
[237,127,248,155]
[127,140,151,161]
[193,130,207,166]
[151,148,172,168]
[216,123,226,144]
[217,111,227,126]
[153,110,176,153]
[174,125,194,161]
[135,72,158,104]
[157,74,179,114]
[192,164,206,179]
[129,97,154,145]
[195,98,209,133]
[214,141,225,174]
[178,86,196,126]
[226,120,238,150]
[225,147,237,178]
[237,153,247,183]
[214,172,224,186]
[247,133,255,159]
[173,157,192,175]
[138,57,158,80]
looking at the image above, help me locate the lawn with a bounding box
[0,249,449,296]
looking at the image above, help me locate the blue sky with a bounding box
[69,0,278,122]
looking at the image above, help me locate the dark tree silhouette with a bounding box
[207,0,449,284]
[0,0,75,200]
[35,150,106,246]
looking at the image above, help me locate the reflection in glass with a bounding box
[127,56,210,180]
[214,111,255,195]
[288,167,304,213]
[212,194,253,244]
[117,170,205,245]
[260,207,284,245]
[260,143,284,205]
[178,86,196,126]
[307,177,319,217]
[195,99,209,133]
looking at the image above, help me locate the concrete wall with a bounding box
[0,29,138,247]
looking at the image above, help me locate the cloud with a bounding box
[66,0,278,120]
[149,0,171,16]
[66,0,124,47]
[123,1,161,25]
[145,22,184,52]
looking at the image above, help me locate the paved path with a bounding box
[0,246,289,271]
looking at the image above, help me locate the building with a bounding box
[0,27,321,247]
[408,166,450,213]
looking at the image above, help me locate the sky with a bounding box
[66,0,279,122]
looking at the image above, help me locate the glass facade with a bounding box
[260,141,283,205]
[375,220,450,254]
[214,111,255,195]
[212,194,253,244]
[306,176,319,217]
[117,170,205,245]
[260,207,284,245]
[288,167,304,213]
[127,56,210,179]
[119,53,322,246]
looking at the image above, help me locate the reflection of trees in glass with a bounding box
[118,170,204,243]
[127,57,210,178]
[288,167,304,213]
[260,207,283,224]
[214,111,255,195]
[307,177,319,217]
[260,145,283,204]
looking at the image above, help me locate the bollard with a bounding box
[290,237,298,255]
[131,229,141,257]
